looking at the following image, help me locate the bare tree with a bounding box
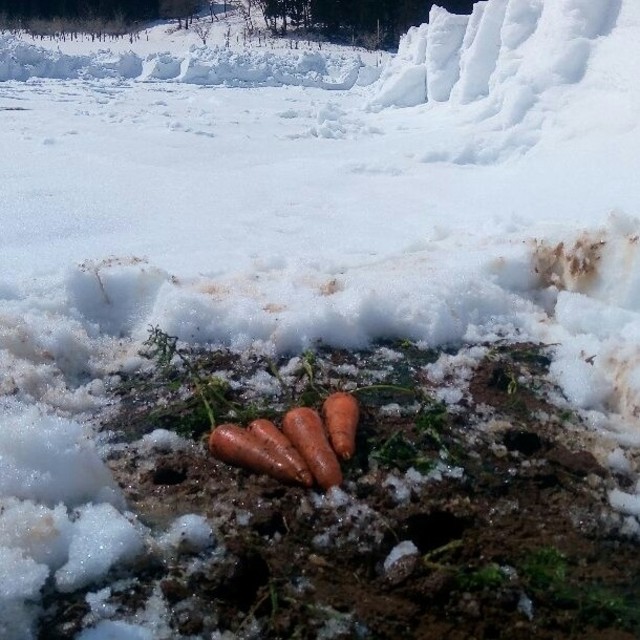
[192,19,211,45]
[233,0,255,33]
[208,1,219,22]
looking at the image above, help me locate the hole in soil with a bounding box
[218,550,270,610]
[252,510,287,537]
[534,473,561,489]
[152,466,187,485]
[502,429,542,456]
[403,510,469,553]
[488,366,512,392]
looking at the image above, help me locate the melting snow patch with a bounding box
[0,403,121,508]
[608,489,640,517]
[157,514,215,555]
[138,429,190,454]
[76,620,154,640]
[55,504,145,592]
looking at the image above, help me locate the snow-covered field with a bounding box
[1,0,640,636]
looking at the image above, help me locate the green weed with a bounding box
[370,430,435,473]
[457,563,506,591]
[415,401,447,446]
[519,547,640,631]
[521,546,567,591]
[143,326,275,437]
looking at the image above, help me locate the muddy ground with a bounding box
[40,337,640,639]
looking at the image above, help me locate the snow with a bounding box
[76,620,154,640]
[55,504,145,593]
[138,428,190,453]
[383,540,419,574]
[1,0,640,634]
[156,514,215,554]
[608,489,640,517]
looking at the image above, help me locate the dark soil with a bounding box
[39,339,640,639]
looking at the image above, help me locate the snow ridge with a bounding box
[373,0,619,109]
[367,0,634,163]
[0,34,367,89]
[373,0,620,108]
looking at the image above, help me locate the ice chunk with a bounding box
[0,404,122,509]
[138,429,189,454]
[157,514,214,554]
[55,504,145,592]
[609,489,640,517]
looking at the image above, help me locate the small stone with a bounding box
[546,446,605,477]
[383,540,419,585]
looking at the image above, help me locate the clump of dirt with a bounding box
[40,339,640,639]
[533,234,606,293]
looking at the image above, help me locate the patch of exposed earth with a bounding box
[40,338,640,639]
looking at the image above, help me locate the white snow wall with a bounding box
[0,36,370,89]
[371,0,620,110]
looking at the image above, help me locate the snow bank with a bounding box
[523,213,640,422]
[369,0,637,161]
[0,403,146,638]
[0,35,142,81]
[373,0,618,108]
[0,34,367,89]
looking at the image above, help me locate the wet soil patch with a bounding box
[41,340,640,639]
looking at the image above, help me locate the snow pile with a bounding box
[369,0,639,162]
[373,0,616,108]
[0,403,146,638]
[517,214,640,427]
[0,34,366,88]
[0,35,142,81]
[0,405,215,637]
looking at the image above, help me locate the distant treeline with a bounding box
[258,0,475,47]
[0,0,475,47]
[0,0,158,21]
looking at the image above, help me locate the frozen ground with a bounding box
[1,0,640,636]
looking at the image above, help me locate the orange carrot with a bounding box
[208,423,307,485]
[282,407,342,490]
[322,392,360,460]
[248,418,314,488]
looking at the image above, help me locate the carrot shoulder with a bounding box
[208,423,306,485]
[282,408,342,490]
[248,418,313,488]
[322,392,359,460]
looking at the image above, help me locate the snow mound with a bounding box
[373,0,618,108]
[369,0,636,161]
[0,403,147,639]
[0,34,366,89]
[523,213,640,423]
[0,404,120,506]
[0,36,142,80]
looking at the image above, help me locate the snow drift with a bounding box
[0,34,369,88]
[373,0,620,108]
[369,0,638,162]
